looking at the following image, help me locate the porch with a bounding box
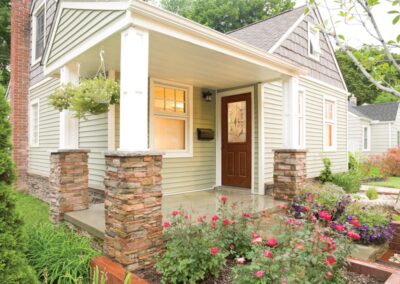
[64,187,285,240]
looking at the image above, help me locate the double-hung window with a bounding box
[363,126,370,151]
[150,79,193,157]
[323,98,336,151]
[32,5,45,64]
[308,23,321,60]
[30,99,40,147]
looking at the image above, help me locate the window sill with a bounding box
[163,152,193,159]
[31,56,42,66]
[323,147,337,152]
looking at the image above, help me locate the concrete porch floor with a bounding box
[64,187,286,239]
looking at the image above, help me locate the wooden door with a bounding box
[221,93,252,188]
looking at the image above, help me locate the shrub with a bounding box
[320,158,333,183]
[26,223,100,283]
[381,147,400,177]
[366,188,378,200]
[332,172,361,193]
[232,216,353,284]
[348,152,361,172]
[0,90,38,283]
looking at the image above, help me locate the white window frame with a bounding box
[296,88,306,148]
[323,96,337,151]
[149,78,193,158]
[362,125,371,151]
[308,22,321,61]
[30,98,40,147]
[31,2,46,65]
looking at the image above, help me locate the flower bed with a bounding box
[156,196,360,284]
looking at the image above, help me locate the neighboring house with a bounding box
[348,96,400,155]
[9,0,349,201]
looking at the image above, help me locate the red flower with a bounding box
[263,250,273,258]
[184,214,189,220]
[197,216,205,222]
[318,210,332,221]
[310,216,317,222]
[255,270,265,278]
[324,243,336,253]
[325,256,336,265]
[252,232,261,239]
[266,238,278,247]
[335,224,345,232]
[230,243,235,250]
[347,231,361,241]
[350,219,361,227]
[210,247,219,255]
[231,220,237,225]
[219,196,228,204]
[242,212,251,218]
[223,219,230,226]
[307,194,315,203]
[211,215,219,221]
[163,221,170,229]
[172,210,180,217]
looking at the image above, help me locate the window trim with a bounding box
[31,2,46,65]
[323,96,337,152]
[362,125,371,152]
[296,88,306,148]
[149,78,193,158]
[30,98,40,147]
[308,22,321,61]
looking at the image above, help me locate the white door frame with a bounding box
[215,86,255,194]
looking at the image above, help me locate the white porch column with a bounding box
[59,63,80,149]
[282,76,300,149]
[107,70,116,151]
[119,27,149,151]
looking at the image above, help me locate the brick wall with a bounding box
[10,0,31,190]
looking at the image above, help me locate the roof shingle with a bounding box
[350,102,400,121]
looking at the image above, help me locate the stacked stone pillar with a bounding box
[273,149,307,201]
[49,150,90,222]
[103,151,163,274]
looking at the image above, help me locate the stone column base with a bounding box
[273,149,307,201]
[103,151,164,274]
[49,149,90,222]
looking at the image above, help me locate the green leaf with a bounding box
[397,34,400,42]
[393,15,400,24]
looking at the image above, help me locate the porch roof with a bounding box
[43,0,308,87]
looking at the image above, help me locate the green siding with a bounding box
[29,78,60,176]
[47,9,125,65]
[79,113,108,189]
[162,88,216,194]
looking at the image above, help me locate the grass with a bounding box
[366,176,400,189]
[14,192,50,227]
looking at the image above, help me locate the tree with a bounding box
[0,87,38,283]
[307,0,400,98]
[161,0,295,33]
[336,47,400,104]
[0,1,10,86]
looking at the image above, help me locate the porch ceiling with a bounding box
[73,30,283,89]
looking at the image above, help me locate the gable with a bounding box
[273,10,346,90]
[46,8,126,66]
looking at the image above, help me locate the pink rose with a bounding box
[255,270,265,278]
[266,238,278,247]
[335,224,345,232]
[350,219,360,227]
[310,216,317,222]
[210,247,219,255]
[236,257,246,264]
[252,237,263,244]
[242,212,251,218]
[223,219,230,226]
[263,250,273,258]
[211,215,219,221]
[163,221,170,229]
[219,196,228,203]
[172,210,180,217]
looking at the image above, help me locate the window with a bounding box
[32,5,45,63]
[363,126,370,151]
[323,98,336,151]
[30,100,40,147]
[308,23,320,60]
[150,79,193,157]
[296,90,305,148]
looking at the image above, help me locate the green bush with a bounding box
[0,89,38,283]
[366,188,379,200]
[332,172,361,193]
[348,152,361,172]
[340,203,390,229]
[301,183,345,213]
[319,158,333,183]
[26,223,100,283]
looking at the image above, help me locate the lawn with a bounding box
[366,176,400,189]
[14,192,50,227]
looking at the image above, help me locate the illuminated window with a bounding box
[324,99,336,150]
[150,80,193,157]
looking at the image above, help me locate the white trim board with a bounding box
[215,86,256,194]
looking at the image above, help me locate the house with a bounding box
[9,0,349,202]
[348,96,400,155]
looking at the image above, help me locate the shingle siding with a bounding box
[273,13,345,90]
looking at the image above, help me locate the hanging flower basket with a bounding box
[49,76,120,119]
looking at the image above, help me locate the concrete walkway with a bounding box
[64,187,286,239]
[361,185,400,195]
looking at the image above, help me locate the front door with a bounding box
[221,93,252,188]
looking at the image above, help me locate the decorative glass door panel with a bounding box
[228,101,246,143]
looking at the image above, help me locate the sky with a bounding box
[295,0,399,48]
